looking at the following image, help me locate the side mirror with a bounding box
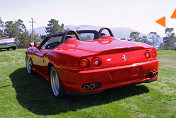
[29,42,38,47]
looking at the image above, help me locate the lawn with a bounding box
[0,49,175,118]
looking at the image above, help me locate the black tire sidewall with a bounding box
[50,66,65,98]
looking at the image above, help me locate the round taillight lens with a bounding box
[92,57,101,67]
[152,50,157,58]
[80,58,89,68]
[145,50,150,58]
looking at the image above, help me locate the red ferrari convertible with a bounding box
[26,27,159,97]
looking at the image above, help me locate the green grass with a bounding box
[0,49,176,118]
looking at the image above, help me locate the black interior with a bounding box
[45,41,61,49]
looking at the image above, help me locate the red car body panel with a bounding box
[26,35,159,93]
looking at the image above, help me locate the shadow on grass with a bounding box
[10,67,149,115]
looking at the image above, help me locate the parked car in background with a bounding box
[0,38,20,50]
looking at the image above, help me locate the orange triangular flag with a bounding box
[171,8,176,18]
[155,16,165,27]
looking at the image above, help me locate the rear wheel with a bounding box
[26,54,33,74]
[50,65,65,97]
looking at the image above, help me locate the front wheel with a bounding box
[50,65,65,97]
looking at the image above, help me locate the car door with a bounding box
[32,35,63,76]
[32,48,48,74]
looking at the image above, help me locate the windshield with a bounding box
[79,33,95,41]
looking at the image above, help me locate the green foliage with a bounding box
[18,32,31,48]
[159,43,165,49]
[3,19,26,38]
[45,19,64,34]
[149,32,159,48]
[0,18,4,37]
[15,19,26,34]
[165,27,174,37]
[40,35,47,40]
[0,17,4,28]
[4,19,26,37]
[163,28,176,50]
[4,21,17,38]
[141,36,151,45]
[0,29,3,36]
[129,32,141,42]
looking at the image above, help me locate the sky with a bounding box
[0,0,176,36]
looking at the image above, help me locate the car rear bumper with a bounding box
[58,59,159,93]
[65,77,158,95]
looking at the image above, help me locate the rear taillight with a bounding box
[80,58,89,68]
[92,57,101,67]
[145,50,150,58]
[151,49,157,58]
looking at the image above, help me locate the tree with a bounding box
[165,28,174,37]
[4,19,27,38]
[19,31,32,48]
[40,35,47,40]
[141,36,151,45]
[0,18,3,36]
[0,17,4,28]
[4,21,18,38]
[15,19,26,34]
[148,32,159,48]
[129,32,140,42]
[60,23,64,31]
[45,19,64,34]
[163,27,176,50]
[159,43,165,49]
[0,30,3,36]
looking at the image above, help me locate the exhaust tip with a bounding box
[90,84,96,89]
[145,71,158,78]
[82,83,100,90]
[83,85,90,90]
[152,71,158,77]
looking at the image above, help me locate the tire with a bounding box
[26,54,33,74]
[13,47,16,50]
[50,65,65,97]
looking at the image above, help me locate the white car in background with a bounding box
[0,38,20,50]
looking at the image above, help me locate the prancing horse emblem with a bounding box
[122,55,127,61]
